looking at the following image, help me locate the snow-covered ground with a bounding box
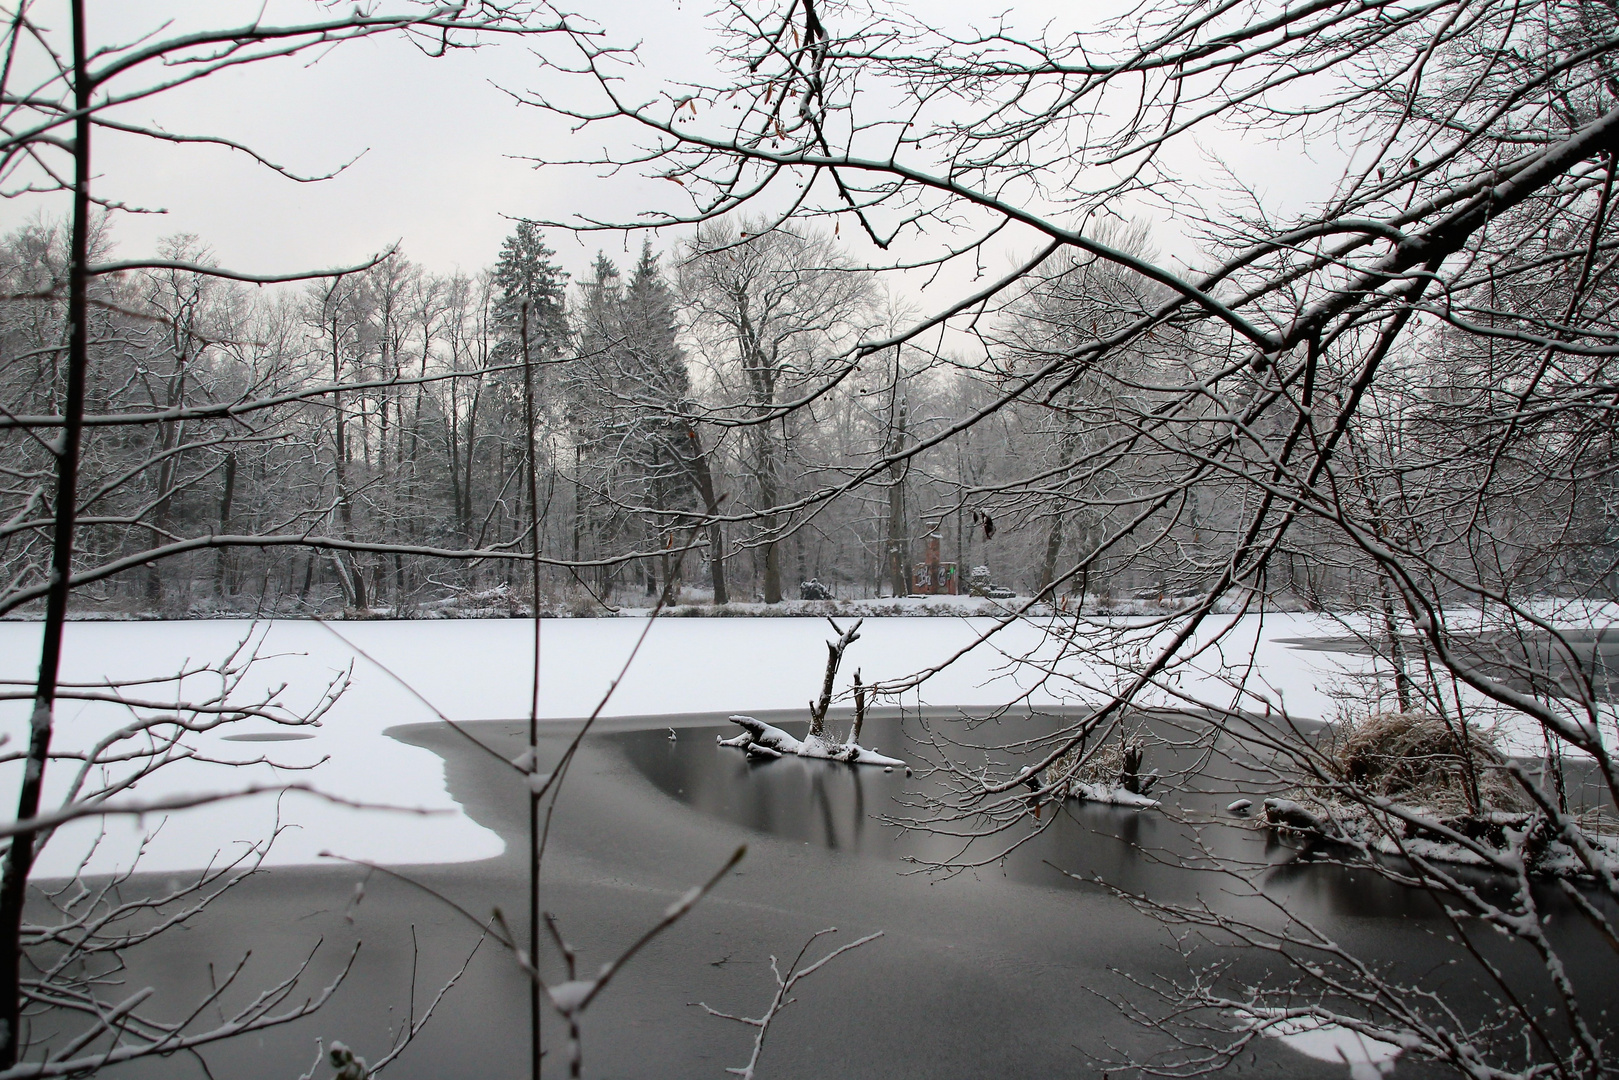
[0,611,1608,876]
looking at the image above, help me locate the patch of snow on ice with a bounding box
[1238,1009,1402,1076]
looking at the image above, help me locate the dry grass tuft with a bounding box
[1039,729,1157,797]
[1333,711,1525,816]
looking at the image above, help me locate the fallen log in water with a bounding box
[718,714,906,767]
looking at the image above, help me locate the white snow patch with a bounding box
[1067,782,1159,809]
[1237,1010,1402,1076]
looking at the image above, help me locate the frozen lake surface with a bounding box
[2,613,1613,877]
[0,616,1612,1078]
[66,710,1615,1080]
[0,613,1400,876]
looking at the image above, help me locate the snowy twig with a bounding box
[530,845,748,1079]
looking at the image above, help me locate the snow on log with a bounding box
[1262,797,1342,837]
[718,714,905,767]
[1067,781,1160,809]
[1035,736,1162,810]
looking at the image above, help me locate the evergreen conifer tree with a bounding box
[493,222,568,363]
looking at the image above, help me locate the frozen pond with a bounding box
[617,710,1452,909]
[0,617,1613,1078]
[73,708,1617,1080]
[0,613,1390,877]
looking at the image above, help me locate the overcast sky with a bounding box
[1,2,1346,294]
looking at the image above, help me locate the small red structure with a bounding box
[911,532,958,595]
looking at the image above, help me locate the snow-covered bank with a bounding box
[0,612,1608,876]
[0,588,1287,622]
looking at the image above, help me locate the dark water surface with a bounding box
[75,710,1615,1080]
[612,711,1619,1056]
[614,712,1574,921]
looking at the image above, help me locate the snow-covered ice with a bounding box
[0,610,1607,875]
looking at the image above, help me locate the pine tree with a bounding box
[566,242,728,600]
[493,221,568,363]
[492,222,568,562]
[566,253,624,592]
[620,241,701,596]
[621,240,689,406]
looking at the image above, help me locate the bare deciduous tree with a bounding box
[0,2,577,1072]
[677,220,877,602]
[526,0,1619,1074]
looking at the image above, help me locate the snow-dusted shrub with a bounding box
[1037,731,1160,808]
[564,588,603,618]
[1266,711,1619,876]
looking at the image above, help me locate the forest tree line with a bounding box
[0,213,1612,616]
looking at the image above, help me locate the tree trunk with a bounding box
[808,619,862,740]
[144,451,174,606]
[755,427,783,604]
[885,397,909,598]
[1039,425,1077,596]
[1378,580,1415,713]
[762,534,783,604]
[1038,507,1064,595]
[573,445,584,568]
[329,306,366,610]
[680,422,728,604]
[144,386,186,607]
[216,450,236,598]
[0,7,90,1059]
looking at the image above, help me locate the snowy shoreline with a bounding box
[3,614,1611,877]
[0,596,1156,621]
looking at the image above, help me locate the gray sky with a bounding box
[2,2,1347,292]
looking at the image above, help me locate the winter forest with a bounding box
[0,215,1280,616]
[11,202,1619,619]
[0,217,1029,614]
[1,1,1618,1079]
[14,204,1611,619]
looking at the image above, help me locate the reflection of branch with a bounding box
[697,927,883,1080]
